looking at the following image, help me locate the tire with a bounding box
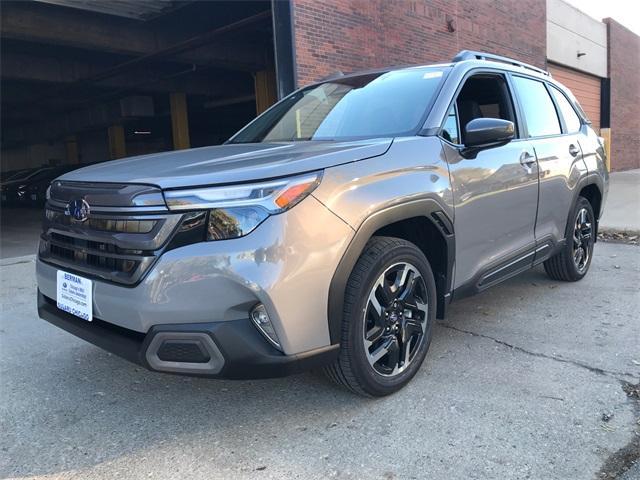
[324,236,437,397]
[544,196,595,282]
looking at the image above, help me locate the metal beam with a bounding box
[35,0,179,21]
[271,0,296,97]
[1,51,251,97]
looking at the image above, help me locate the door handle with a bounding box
[519,151,536,168]
[569,144,580,157]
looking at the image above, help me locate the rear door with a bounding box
[510,75,588,261]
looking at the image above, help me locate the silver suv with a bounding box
[37,51,608,396]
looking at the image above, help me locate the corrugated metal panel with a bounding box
[35,0,178,20]
[548,63,601,131]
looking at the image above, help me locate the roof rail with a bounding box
[452,50,550,76]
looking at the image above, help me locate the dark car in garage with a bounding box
[24,165,83,206]
[1,166,78,206]
[1,168,33,183]
[1,167,53,205]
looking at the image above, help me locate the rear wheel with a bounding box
[544,196,595,282]
[325,236,436,396]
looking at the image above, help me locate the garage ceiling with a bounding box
[34,0,184,21]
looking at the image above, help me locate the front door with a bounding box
[440,73,539,291]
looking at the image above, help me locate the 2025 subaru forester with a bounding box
[37,51,608,396]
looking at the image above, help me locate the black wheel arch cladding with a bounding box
[327,197,454,345]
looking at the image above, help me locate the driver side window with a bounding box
[446,74,517,145]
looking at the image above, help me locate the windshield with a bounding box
[229,67,448,143]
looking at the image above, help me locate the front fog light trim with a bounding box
[250,304,282,351]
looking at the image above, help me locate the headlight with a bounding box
[164,172,322,241]
[164,171,322,213]
[206,206,269,240]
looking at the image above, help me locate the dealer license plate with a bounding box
[57,270,93,321]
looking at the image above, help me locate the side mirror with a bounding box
[463,118,515,149]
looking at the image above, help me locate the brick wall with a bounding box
[292,0,546,86]
[604,19,640,171]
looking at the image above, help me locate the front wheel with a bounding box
[544,196,595,282]
[324,236,436,396]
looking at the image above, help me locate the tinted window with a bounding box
[550,86,582,133]
[512,76,561,137]
[455,75,517,143]
[441,106,460,144]
[230,68,447,143]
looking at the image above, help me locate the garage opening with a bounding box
[1,0,294,174]
[0,0,295,257]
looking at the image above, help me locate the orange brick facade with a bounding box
[291,0,546,86]
[605,19,640,171]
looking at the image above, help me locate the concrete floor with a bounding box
[0,174,638,478]
[600,169,640,233]
[1,242,639,479]
[0,207,42,259]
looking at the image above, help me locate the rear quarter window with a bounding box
[549,86,582,133]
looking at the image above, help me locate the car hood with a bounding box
[58,139,393,189]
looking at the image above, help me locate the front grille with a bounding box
[46,209,157,233]
[40,218,169,285]
[40,205,183,286]
[48,232,143,275]
[39,181,207,286]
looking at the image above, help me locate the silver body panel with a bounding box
[441,139,539,288]
[36,57,609,361]
[312,137,453,230]
[532,134,588,243]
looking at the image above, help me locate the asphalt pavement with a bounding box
[1,241,638,479]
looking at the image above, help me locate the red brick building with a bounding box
[292,0,546,86]
[605,19,640,171]
[288,0,638,171]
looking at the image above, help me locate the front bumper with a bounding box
[37,195,354,355]
[38,292,339,378]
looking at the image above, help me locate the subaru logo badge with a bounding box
[65,198,90,222]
